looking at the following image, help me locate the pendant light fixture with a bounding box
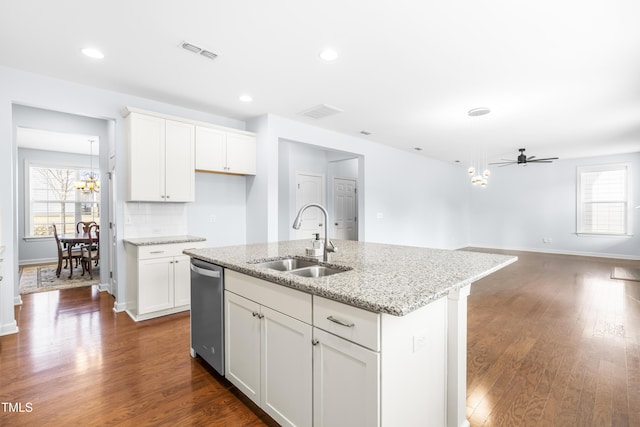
[75,139,100,193]
[467,108,491,187]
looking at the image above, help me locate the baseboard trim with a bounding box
[113,301,126,312]
[463,244,640,261]
[0,321,19,336]
[19,257,57,266]
[14,295,22,306]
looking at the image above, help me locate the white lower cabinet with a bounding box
[312,327,380,427]
[225,271,312,427]
[125,241,204,321]
[224,271,447,426]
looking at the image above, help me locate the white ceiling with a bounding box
[17,128,99,155]
[2,0,639,164]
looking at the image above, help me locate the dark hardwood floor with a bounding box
[1,250,638,426]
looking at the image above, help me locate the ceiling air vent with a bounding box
[181,41,218,60]
[299,104,343,119]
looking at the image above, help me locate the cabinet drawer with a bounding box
[225,269,312,324]
[137,241,204,259]
[313,296,380,351]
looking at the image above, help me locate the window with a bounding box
[577,164,630,235]
[27,163,100,237]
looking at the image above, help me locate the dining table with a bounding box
[58,231,98,278]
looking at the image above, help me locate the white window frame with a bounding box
[24,160,100,239]
[576,163,632,237]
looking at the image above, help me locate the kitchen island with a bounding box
[185,240,516,427]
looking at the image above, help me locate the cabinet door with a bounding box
[313,328,380,427]
[172,255,191,307]
[165,120,195,202]
[138,257,174,314]
[226,133,256,175]
[195,126,227,172]
[225,291,261,405]
[128,113,165,201]
[261,306,312,427]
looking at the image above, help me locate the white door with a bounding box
[225,291,261,405]
[138,258,174,314]
[226,133,256,175]
[164,120,195,202]
[333,178,357,240]
[295,173,324,240]
[128,113,165,201]
[172,255,191,307]
[261,306,313,427]
[313,328,380,427]
[195,126,226,172]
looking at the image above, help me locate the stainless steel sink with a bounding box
[252,257,350,278]
[288,265,346,278]
[253,258,318,271]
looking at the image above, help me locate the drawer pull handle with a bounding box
[327,315,354,328]
[149,251,165,254]
[312,339,319,346]
[252,312,264,319]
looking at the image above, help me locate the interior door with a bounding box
[333,178,357,240]
[295,173,324,240]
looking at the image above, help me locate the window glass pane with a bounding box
[26,165,100,237]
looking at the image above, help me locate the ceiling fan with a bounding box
[489,148,558,166]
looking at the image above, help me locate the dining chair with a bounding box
[80,224,100,279]
[76,221,97,234]
[53,223,82,278]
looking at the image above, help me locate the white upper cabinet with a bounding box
[195,126,256,175]
[125,111,195,202]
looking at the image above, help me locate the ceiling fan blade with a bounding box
[528,160,553,163]
[530,157,559,161]
[489,161,516,165]
[527,156,536,160]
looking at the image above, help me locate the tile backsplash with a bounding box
[124,202,188,238]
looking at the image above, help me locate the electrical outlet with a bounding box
[376,212,384,220]
[413,332,427,352]
[208,214,217,223]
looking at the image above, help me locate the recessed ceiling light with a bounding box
[319,48,338,61]
[81,48,104,59]
[468,107,490,117]
[239,95,253,103]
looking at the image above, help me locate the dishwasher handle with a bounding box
[190,263,221,278]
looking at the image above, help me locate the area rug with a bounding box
[19,263,99,295]
[611,266,640,282]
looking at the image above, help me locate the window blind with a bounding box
[577,164,629,235]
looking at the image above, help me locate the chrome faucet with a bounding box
[292,203,337,262]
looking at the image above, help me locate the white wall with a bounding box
[187,172,247,247]
[247,114,471,249]
[469,152,640,259]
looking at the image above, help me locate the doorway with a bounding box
[12,104,114,300]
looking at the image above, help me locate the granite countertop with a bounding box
[124,235,206,246]
[184,240,517,316]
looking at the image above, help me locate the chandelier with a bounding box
[467,108,491,187]
[75,139,100,193]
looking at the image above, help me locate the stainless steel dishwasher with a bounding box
[190,258,224,376]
